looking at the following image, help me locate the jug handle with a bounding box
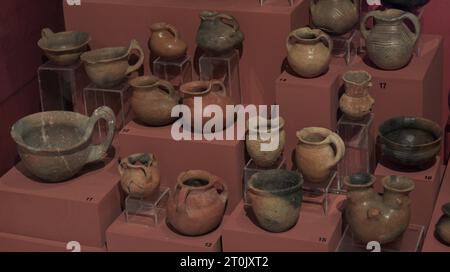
[165,24,181,39]
[86,106,116,164]
[41,28,54,38]
[176,184,191,212]
[318,32,333,53]
[212,179,229,204]
[286,31,299,52]
[125,39,145,75]
[217,14,239,32]
[210,80,227,96]
[360,11,376,40]
[400,12,421,44]
[156,79,177,97]
[327,132,346,168]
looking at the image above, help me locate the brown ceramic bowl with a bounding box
[379,116,442,169]
[38,28,90,66]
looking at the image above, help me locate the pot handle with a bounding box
[360,11,376,40]
[400,12,421,44]
[367,207,382,220]
[125,39,145,75]
[212,179,229,204]
[286,30,299,52]
[176,184,192,212]
[165,24,181,39]
[327,132,346,168]
[210,80,227,97]
[86,106,116,164]
[217,14,239,32]
[318,32,333,53]
[41,28,54,38]
[157,79,177,97]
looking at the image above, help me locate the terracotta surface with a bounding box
[222,197,344,252]
[374,157,442,228]
[276,63,345,169]
[0,159,122,247]
[423,163,450,252]
[118,121,245,214]
[149,22,188,60]
[339,70,375,120]
[63,0,310,105]
[106,213,223,252]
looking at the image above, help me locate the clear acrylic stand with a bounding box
[331,30,359,65]
[336,224,424,252]
[84,82,132,142]
[336,114,375,193]
[199,50,242,104]
[38,61,87,113]
[259,0,294,6]
[243,158,286,205]
[153,55,192,90]
[125,187,170,227]
[302,171,337,215]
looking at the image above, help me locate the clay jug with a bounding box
[118,153,160,198]
[167,170,228,236]
[339,70,375,120]
[129,75,180,126]
[295,127,345,183]
[180,80,235,132]
[361,9,421,70]
[246,117,286,168]
[148,22,187,60]
[287,27,332,78]
[435,203,450,246]
[247,170,303,233]
[345,174,415,244]
[310,0,359,35]
[196,11,244,54]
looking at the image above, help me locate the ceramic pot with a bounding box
[10,107,115,183]
[149,22,187,60]
[196,11,244,54]
[435,203,450,246]
[295,127,345,183]
[287,27,332,78]
[38,28,90,66]
[247,170,303,233]
[381,0,430,10]
[379,116,442,169]
[345,174,415,244]
[246,117,286,168]
[361,9,421,70]
[180,80,235,132]
[129,75,180,126]
[310,0,359,35]
[118,153,160,198]
[167,170,228,236]
[339,70,375,120]
[80,39,145,88]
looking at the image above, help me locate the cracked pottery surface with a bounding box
[10,106,116,183]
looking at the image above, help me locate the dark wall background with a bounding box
[0,0,64,175]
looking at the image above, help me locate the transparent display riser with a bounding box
[302,171,337,216]
[331,30,359,65]
[336,224,424,252]
[125,187,170,227]
[38,61,87,113]
[259,0,294,6]
[199,50,242,104]
[84,82,132,143]
[153,55,192,90]
[244,158,286,205]
[336,114,374,193]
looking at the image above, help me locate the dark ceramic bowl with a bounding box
[379,116,442,169]
[381,0,429,10]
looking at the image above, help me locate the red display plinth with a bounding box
[350,35,444,137]
[63,0,310,105]
[106,213,223,252]
[423,163,450,252]
[118,122,245,214]
[0,232,106,252]
[0,160,122,248]
[276,65,344,169]
[222,196,345,252]
[374,157,443,229]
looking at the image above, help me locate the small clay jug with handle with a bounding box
[287,27,332,78]
[118,153,160,198]
[361,9,421,70]
[295,127,345,183]
[167,170,228,236]
[129,75,180,126]
[149,22,187,60]
[339,70,375,120]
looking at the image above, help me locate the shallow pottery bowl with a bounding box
[379,116,442,169]
[38,28,90,66]
[10,107,116,183]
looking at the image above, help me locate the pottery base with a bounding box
[153,55,193,90]
[106,213,223,252]
[222,197,344,252]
